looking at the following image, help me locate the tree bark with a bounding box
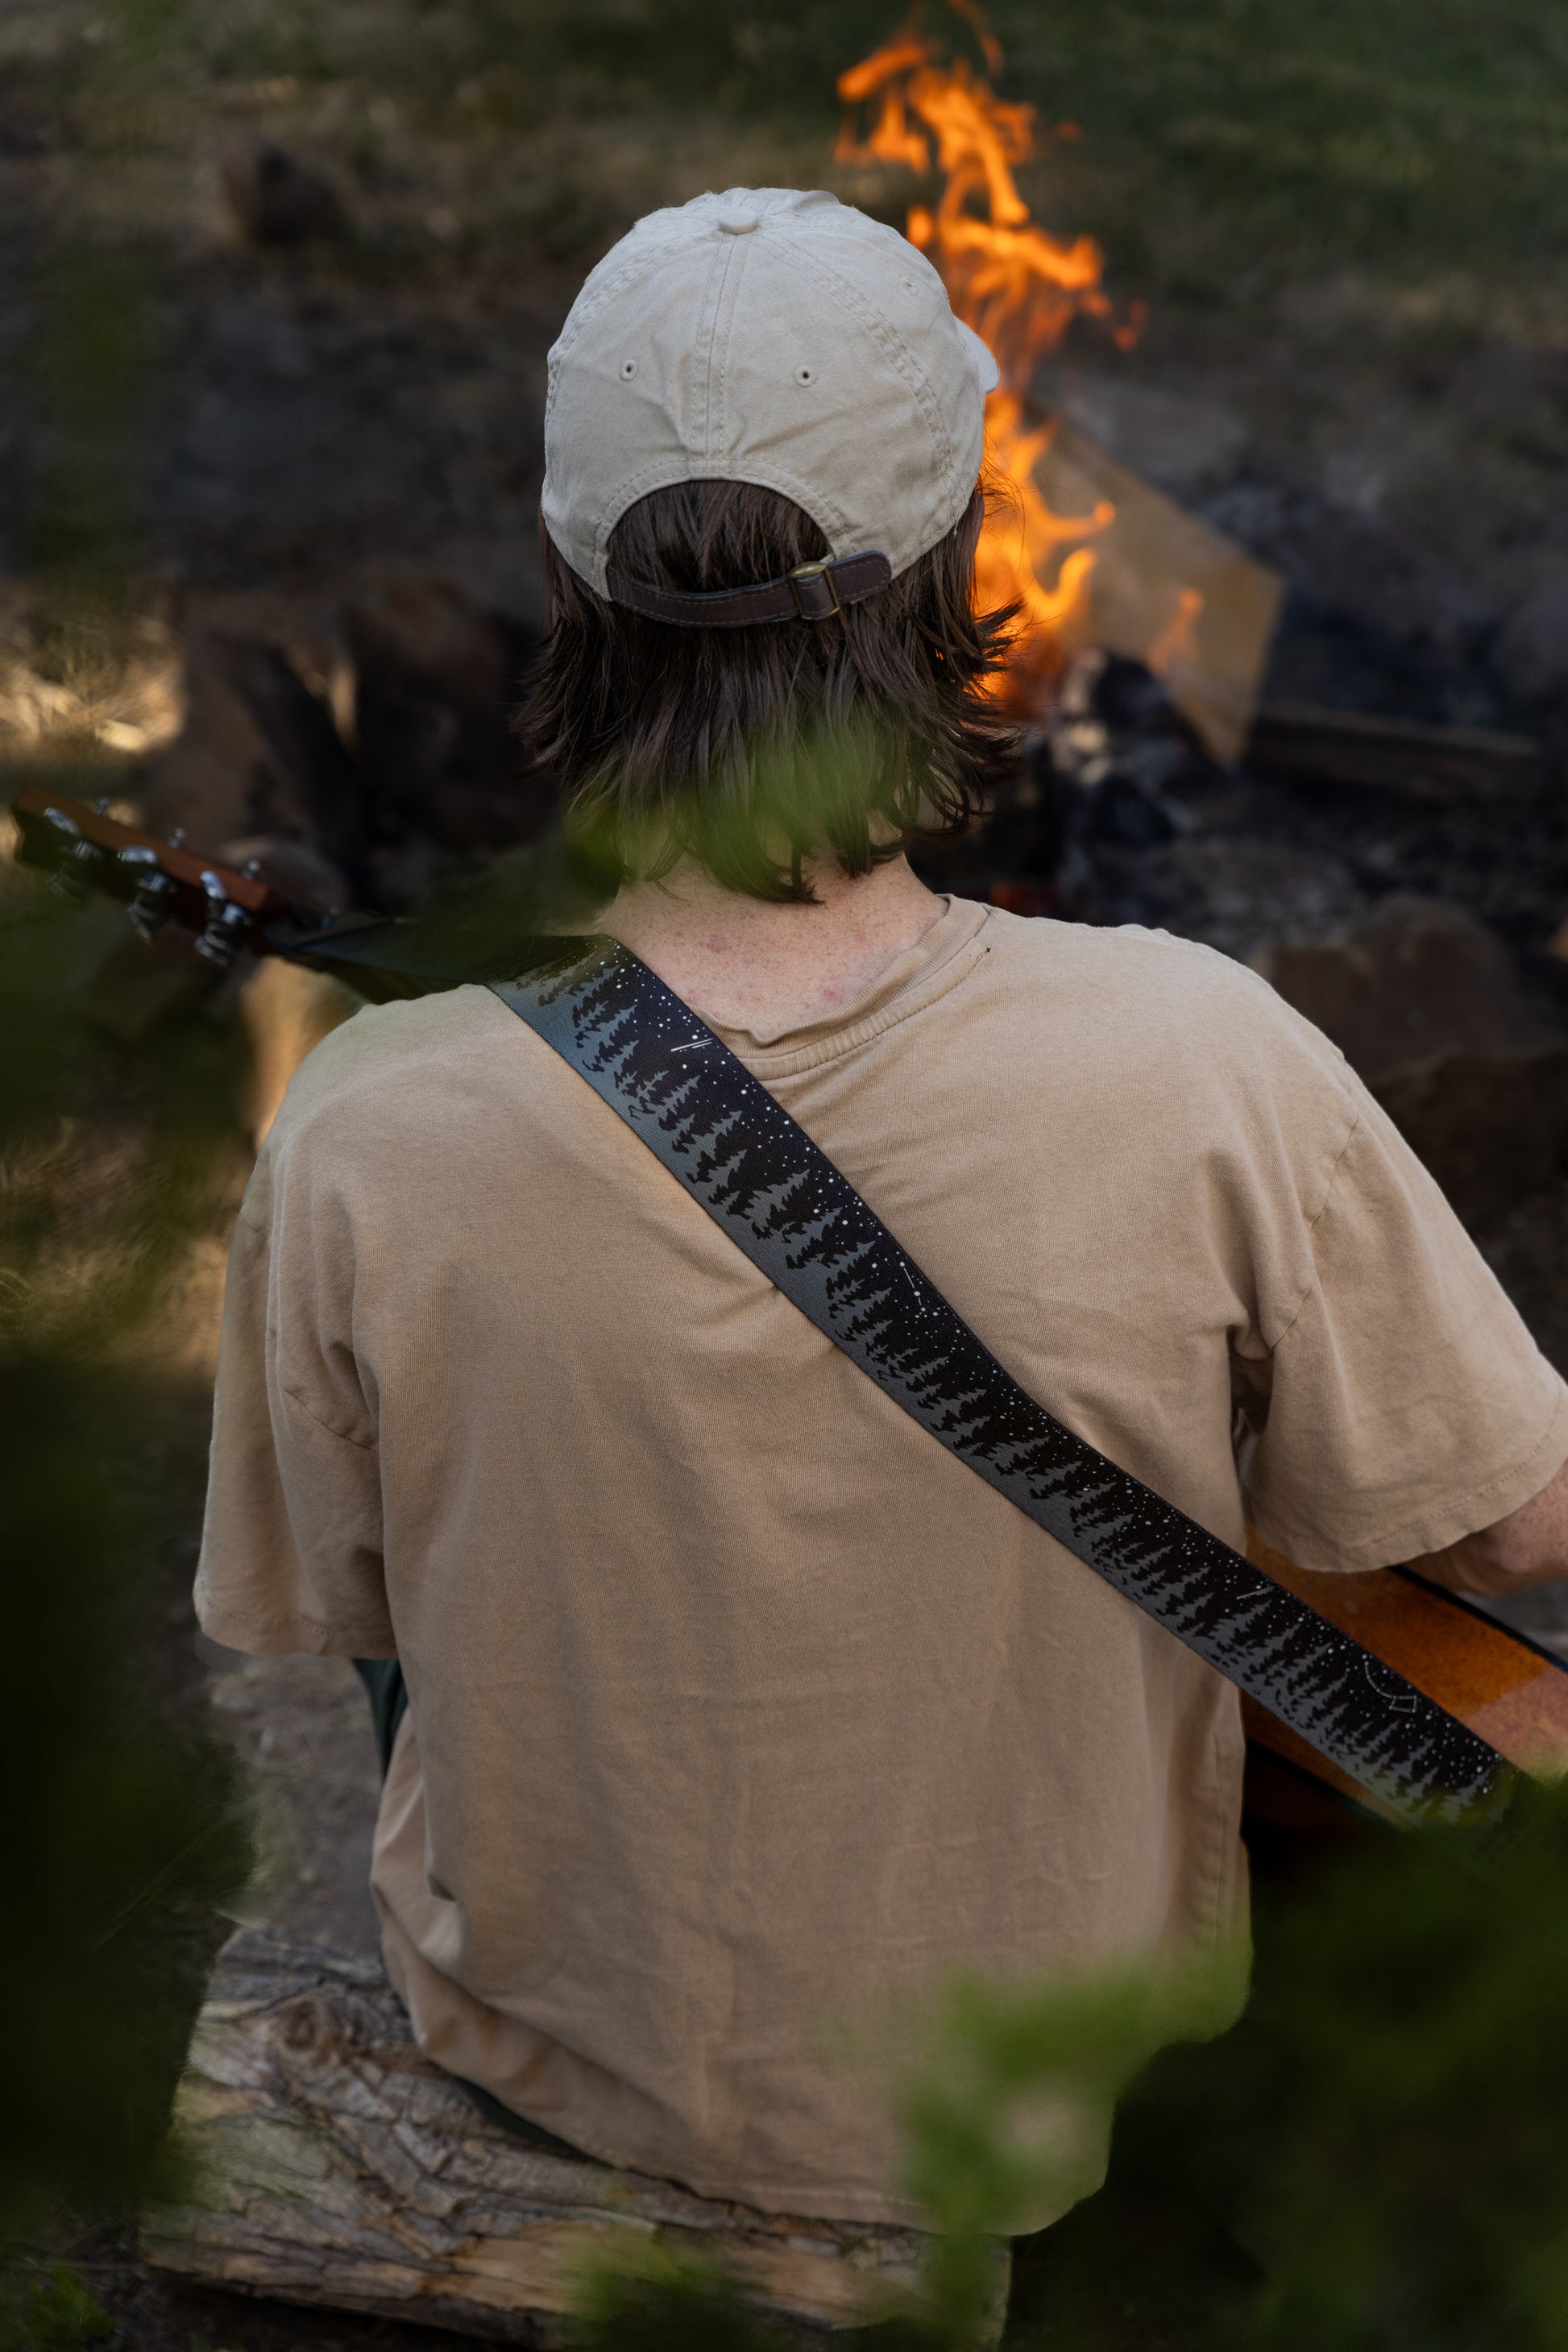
[142,1928,1005,2344]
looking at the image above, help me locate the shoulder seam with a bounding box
[1265,1103,1367,1354]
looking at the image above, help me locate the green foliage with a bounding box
[0,1346,247,2229]
[195,0,898,121]
[894,1956,1245,2342]
[0,2266,114,2352]
[1023,1783,1568,2350]
[994,0,1568,295]
[26,248,159,604]
[566,2244,794,2352]
[564,1787,1568,2349]
[3,0,251,2267]
[25,0,193,619]
[0,889,254,2245]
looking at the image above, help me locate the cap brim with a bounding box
[957,321,1000,395]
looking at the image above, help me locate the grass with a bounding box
[994,0,1568,305]
[137,0,1568,309]
[14,0,1568,314]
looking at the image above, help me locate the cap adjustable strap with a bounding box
[604,550,892,628]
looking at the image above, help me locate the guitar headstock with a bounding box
[9,781,566,1006]
[10,782,321,970]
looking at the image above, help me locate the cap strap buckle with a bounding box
[604,550,890,628]
[787,559,844,621]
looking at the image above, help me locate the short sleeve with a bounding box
[194,1169,394,1657]
[1244,1086,1568,1572]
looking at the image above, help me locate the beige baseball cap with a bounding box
[541,186,998,609]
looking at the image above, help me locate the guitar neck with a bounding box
[9,782,521,1004]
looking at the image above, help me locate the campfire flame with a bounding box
[837,6,1143,713]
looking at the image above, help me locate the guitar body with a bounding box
[15,783,1568,1815]
[1242,1541,1568,1827]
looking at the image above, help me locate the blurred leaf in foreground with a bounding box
[566,1781,1568,2348]
[1020,1779,1568,2349]
[0,875,252,2250]
[0,2263,114,2352]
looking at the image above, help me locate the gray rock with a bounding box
[343,572,549,852]
[222,141,346,247]
[1251,894,1568,1227]
[1168,836,1370,962]
[1492,573,1568,714]
[142,627,368,882]
[1201,473,1493,656]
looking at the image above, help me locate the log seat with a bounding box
[142,1927,1006,2343]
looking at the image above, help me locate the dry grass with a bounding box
[0,604,185,768]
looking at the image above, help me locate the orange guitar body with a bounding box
[1243,1540,1568,1826]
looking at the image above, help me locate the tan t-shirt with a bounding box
[196,899,1568,2226]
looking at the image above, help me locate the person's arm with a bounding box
[195,1116,393,1660]
[1407,1455,1568,1595]
[1230,1010,1568,1583]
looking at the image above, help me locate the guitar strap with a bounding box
[488,936,1508,1827]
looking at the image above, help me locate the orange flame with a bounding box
[974,397,1112,642]
[1147,584,1205,683]
[837,6,1140,713]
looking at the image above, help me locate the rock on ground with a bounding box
[1251,894,1568,1227]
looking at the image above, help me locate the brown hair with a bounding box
[517,478,1018,901]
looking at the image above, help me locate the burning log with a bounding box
[1032,421,1283,767]
[142,1928,1005,2346]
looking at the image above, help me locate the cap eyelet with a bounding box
[620,359,638,380]
[794,365,815,386]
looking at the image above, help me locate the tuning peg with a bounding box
[42,805,104,902]
[119,846,176,941]
[243,857,264,880]
[169,828,187,851]
[193,869,251,969]
[94,796,112,815]
[128,874,178,940]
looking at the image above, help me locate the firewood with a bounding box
[141,1928,1004,2345]
[1247,703,1542,801]
[1031,418,1285,770]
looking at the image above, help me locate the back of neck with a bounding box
[602,852,943,1038]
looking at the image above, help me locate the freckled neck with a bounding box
[600,852,944,1036]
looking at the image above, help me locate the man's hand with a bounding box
[1408,1454,1568,1594]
